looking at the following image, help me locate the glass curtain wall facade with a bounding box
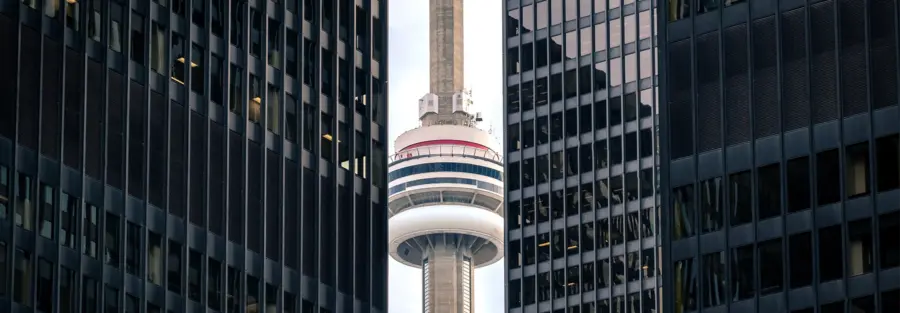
[503,0,660,312]
[659,0,900,312]
[0,0,389,312]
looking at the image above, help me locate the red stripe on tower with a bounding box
[398,139,489,151]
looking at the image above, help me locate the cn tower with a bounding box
[387,0,504,311]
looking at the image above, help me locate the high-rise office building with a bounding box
[386,0,505,311]
[0,0,389,312]
[658,0,900,312]
[503,0,660,312]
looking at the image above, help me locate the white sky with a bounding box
[386,0,505,312]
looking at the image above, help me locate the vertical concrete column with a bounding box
[422,244,474,313]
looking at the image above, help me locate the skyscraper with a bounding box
[658,0,900,312]
[0,0,389,312]
[386,0,505,312]
[502,0,660,312]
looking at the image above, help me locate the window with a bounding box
[702,252,726,308]
[125,294,139,313]
[171,33,186,85]
[267,84,280,134]
[250,10,263,57]
[105,213,120,267]
[845,142,870,198]
[211,53,224,104]
[669,0,690,22]
[60,192,78,249]
[321,114,335,161]
[284,291,296,313]
[730,171,752,225]
[848,218,874,276]
[249,75,262,123]
[148,232,163,285]
[0,241,7,297]
[672,185,694,240]
[14,248,31,306]
[87,0,101,41]
[189,250,202,301]
[37,258,53,312]
[731,245,754,300]
[230,0,244,46]
[286,94,298,142]
[191,44,205,94]
[819,225,843,281]
[817,149,841,205]
[151,23,166,74]
[39,184,55,239]
[82,204,99,258]
[131,12,145,64]
[881,212,900,269]
[759,239,783,295]
[699,177,722,233]
[758,163,781,220]
[109,4,123,52]
[60,267,75,313]
[82,276,99,313]
[65,1,79,30]
[208,258,223,311]
[786,157,811,212]
[789,232,813,288]
[226,267,242,313]
[268,18,281,68]
[674,258,696,312]
[15,173,35,231]
[168,240,182,294]
[875,135,899,192]
[211,0,224,36]
[0,166,8,220]
[105,287,118,313]
[265,284,278,312]
[192,0,204,27]
[247,275,261,313]
[230,64,243,116]
[126,222,140,276]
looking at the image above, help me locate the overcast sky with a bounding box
[386,0,505,312]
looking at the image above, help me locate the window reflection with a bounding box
[594,22,607,52]
[579,27,592,57]
[639,10,652,39]
[15,173,34,231]
[731,245,754,301]
[729,171,752,226]
[522,4,535,32]
[847,218,874,276]
[550,0,562,25]
[702,252,726,308]
[759,239,783,295]
[669,0,690,22]
[672,185,694,240]
[674,258,697,312]
[536,1,548,30]
[699,177,722,233]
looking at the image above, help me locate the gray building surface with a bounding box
[502,0,661,312]
[0,0,389,312]
[658,0,900,312]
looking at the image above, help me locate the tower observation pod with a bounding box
[387,98,504,313]
[388,0,503,311]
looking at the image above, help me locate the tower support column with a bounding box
[422,244,474,313]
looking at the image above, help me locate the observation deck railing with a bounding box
[389,144,503,165]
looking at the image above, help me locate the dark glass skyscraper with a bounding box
[503,0,661,312]
[0,0,389,312]
[659,0,900,312]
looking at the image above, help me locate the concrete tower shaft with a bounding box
[424,0,469,126]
